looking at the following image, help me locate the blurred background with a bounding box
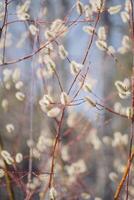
[0,0,133,199]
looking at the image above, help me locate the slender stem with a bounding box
[48,108,65,188]
[67,70,81,95]
[71,67,89,102]
[2,0,8,63]
[0,14,83,67]
[40,109,65,200]
[0,3,14,197]
[82,3,102,65]
[97,103,128,119]
[0,137,15,200]
[114,151,134,200]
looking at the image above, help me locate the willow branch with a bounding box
[114,151,134,200]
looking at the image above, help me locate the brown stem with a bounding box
[2,0,8,63]
[48,108,65,188]
[40,109,65,200]
[97,103,128,119]
[0,136,15,200]
[82,3,102,65]
[114,151,134,200]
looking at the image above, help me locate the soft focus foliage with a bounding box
[0,0,133,200]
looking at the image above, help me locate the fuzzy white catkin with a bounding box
[96,40,107,51]
[15,81,24,90]
[109,172,118,182]
[45,29,54,40]
[17,2,30,20]
[45,94,54,103]
[108,5,121,15]
[84,5,92,19]
[0,159,5,168]
[5,82,11,90]
[39,102,49,113]
[32,148,41,159]
[1,99,8,112]
[43,97,51,108]
[122,35,131,49]
[1,150,10,158]
[70,61,83,75]
[118,46,128,54]
[12,68,21,83]
[98,26,106,40]
[15,92,25,101]
[107,46,115,55]
[29,24,38,35]
[73,159,87,174]
[50,19,67,36]
[26,181,37,191]
[41,94,53,105]
[0,2,3,11]
[60,92,69,105]
[58,45,68,59]
[6,124,14,133]
[5,156,14,165]
[1,150,14,165]
[114,102,122,113]
[121,11,129,23]
[3,68,12,83]
[90,0,105,13]
[15,153,23,163]
[46,59,56,72]
[102,136,112,145]
[115,80,130,99]
[119,92,130,99]
[0,169,4,178]
[115,81,126,93]
[27,139,35,148]
[81,192,91,199]
[61,145,70,161]
[125,0,131,12]
[123,78,130,88]
[76,1,84,15]
[83,26,95,35]
[36,135,53,153]
[49,187,57,200]
[126,107,133,119]
[112,132,128,147]
[83,83,92,93]
[45,19,67,39]
[47,107,61,118]
[95,198,102,200]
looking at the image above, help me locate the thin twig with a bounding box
[0,137,15,200]
[82,3,102,65]
[114,151,134,200]
[2,0,8,63]
[48,108,65,188]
